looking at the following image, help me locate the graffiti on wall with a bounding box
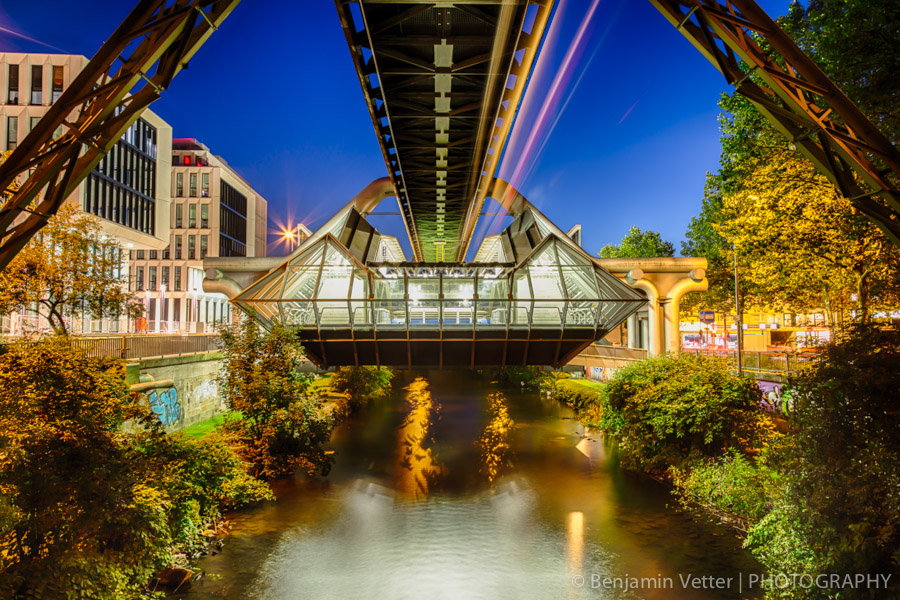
[193,378,218,400]
[148,387,182,427]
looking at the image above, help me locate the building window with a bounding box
[149,250,158,260]
[175,203,182,228]
[188,235,195,260]
[6,116,17,151]
[7,64,18,105]
[30,65,42,105]
[85,117,158,236]
[161,266,169,287]
[174,235,182,259]
[174,266,182,292]
[189,173,197,197]
[201,172,209,197]
[189,204,196,228]
[148,266,157,290]
[135,249,145,260]
[219,181,248,257]
[200,235,208,259]
[135,265,145,291]
[175,172,183,197]
[29,116,40,132]
[200,204,208,228]
[162,245,170,260]
[51,66,63,103]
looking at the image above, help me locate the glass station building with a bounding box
[231,202,645,369]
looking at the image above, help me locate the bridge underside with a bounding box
[229,182,644,369]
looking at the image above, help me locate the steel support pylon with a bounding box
[649,0,900,245]
[0,0,241,271]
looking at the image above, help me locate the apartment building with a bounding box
[0,53,172,249]
[130,139,268,333]
[0,53,173,334]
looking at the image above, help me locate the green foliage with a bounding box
[744,325,900,597]
[553,378,606,429]
[0,336,271,599]
[599,225,675,258]
[218,316,332,478]
[672,450,777,533]
[482,366,547,390]
[600,354,773,471]
[330,366,394,408]
[681,1,900,318]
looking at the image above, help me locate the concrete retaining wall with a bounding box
[134,352,225,431]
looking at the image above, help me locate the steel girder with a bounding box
[649,0,900,246]
[0,0,240,272]
[335,1,554,263]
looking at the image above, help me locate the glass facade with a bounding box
[234,233,642,333]
[230,203,644,367]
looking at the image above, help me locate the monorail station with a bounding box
[207,178,645,368]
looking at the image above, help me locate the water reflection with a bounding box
[396,377,442,499]
[479,392,516,483]
[174,372,762,600]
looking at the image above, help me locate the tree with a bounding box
[682,0,900,317]
[720,151,900,321]
[0,200,141,335]
[0,336,271,599]
[744,325,900,597]
[598,226,675,258]
[218,316,333,478]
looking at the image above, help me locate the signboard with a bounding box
[699,310,715,323]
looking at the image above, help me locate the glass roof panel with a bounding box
[282,265,321,300]
[555,238,592,266]
[288,242,325,267]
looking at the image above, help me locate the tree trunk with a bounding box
[856,271,870,323]
[822,286,833,327]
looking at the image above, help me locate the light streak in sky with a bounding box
[469,0,626,251]
[0,25,65,52]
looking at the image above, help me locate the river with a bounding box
[173,371,761,599]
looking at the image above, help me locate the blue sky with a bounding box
[0,0,795,258]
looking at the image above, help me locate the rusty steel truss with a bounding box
[0,0,240,271]
[651,0,900,245]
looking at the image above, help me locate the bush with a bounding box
[672,450,777,533]
[0,336,271,599]
[553,378,605,428]
[482,366,547,390]
[744,325,900,598]
[218,318,333,478]
[600,353,773,471]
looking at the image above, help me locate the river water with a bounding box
[174,371,761,600]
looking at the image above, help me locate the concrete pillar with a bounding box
[664,271,708,355]
[627,313,640,348]
[647,297,663,356]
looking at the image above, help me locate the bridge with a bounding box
[2,1,900,369]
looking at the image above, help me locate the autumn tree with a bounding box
[599,226,675,258]
[682,1,900,317]
[218,316,333,478]
[0,200,141,334]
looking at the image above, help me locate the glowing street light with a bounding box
[281,223,306,253]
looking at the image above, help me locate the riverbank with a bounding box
[170,370,762,600]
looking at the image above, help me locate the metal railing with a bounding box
[582,344,649,361]
[66,334,221,360]
[682,348,817,378]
